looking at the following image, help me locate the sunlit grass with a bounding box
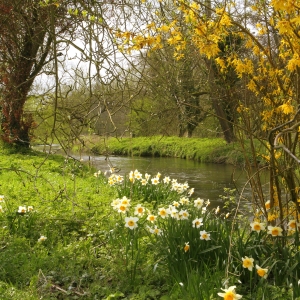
[0,147,299,299]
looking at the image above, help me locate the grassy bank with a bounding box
[90,136,255,165]
[0,146,298,299]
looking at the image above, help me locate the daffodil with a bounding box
[117,203,129,214]
[179,197,189,205]
[0,195,5,202]
[217,285,242,299]
[256,264,268,278]
[125,216,139,230]
[200,230,211,241]
[242,256,254,271]
[38,235,47,242]
[151,177,159,185]
[158,207,169,218]
[250,221,265,233]
[288,220,299,230]
[184,242,190,252]
[194,198,204,209]
[18,206,27,214]
[215,206,220,214]
[134,204,145,216]
[192,218,203,228]
[179,209,189,220]
[147,214,157,223]
[163,176,171,184]
[149,225,162,235]
[267,225,283,237]
[27,206,34,212]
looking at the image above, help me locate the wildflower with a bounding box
[141,178,148,185]
[172,201,180,208]
[192,218,203,228]
[134,204,145,216]
[163,176,171,184]
[149,225,162,235]
[256,264,268,278]
[111,198,120,210]
[242,256,254,271]
[151,177,160,185]
[182,182,189,190]
[93,170,101,177]
[265,200,271,210]
[200,230,211,241]
[188,188,194,196]
[184,242,190,252]
[205,199,211,206]
[147,214,157,223]
[217,285,242,299]
[178,209,189,220]
[125,216,139,230]
[250,221,265,233]
[120,196,130,206]
[169,207,179,219]
[134,171,142,180]
[202,207,207,214]
[108,176,116,185]
[116,175,124,183]
[156,172,161,178]
[117,203,129,213]
[27,206,34,212]
[288,220,298,230]
[179,197,190,205]
[38,235,47,242]
[267,226,283,237]
[215,206,220,214]
[145,173,151,180]
[194,198,204,209]
[158,207,169,218]
[0,195,4,202]
[18,206,27,214]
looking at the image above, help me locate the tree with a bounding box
[0,0,71,147]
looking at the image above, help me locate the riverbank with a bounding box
[89,136,254,165]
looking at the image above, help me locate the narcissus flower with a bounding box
[158,207,169,218]
[18,206,27,214]
[27,206,34,212]
[250,221,265,233]
[0,195,4,202]
[125,216,139,229]
[256,264,268,278]
[200,230,211,241]
[147,214,157,223]
[242,256,254,271]
[149,225,162,235]
[217,285,242,299]
[134,204,145,216]
[192,218,203,228]
[267,226,283,237]
[163,176,171,184]
[194,198,204,209]
[184,242,190,252]
[38,235,47,242]
[288,220,299,230]
[151,177,160,185]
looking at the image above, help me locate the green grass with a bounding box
[0,143,299,299]
[90,136,254,165]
